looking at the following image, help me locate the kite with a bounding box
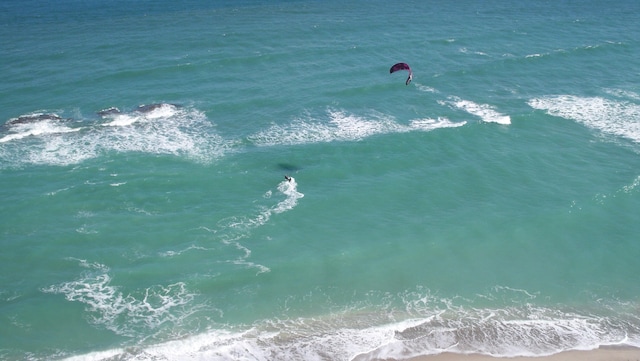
[390,62,413,85]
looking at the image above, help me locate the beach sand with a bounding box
[395,347,640,361]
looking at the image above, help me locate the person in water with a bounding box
[284,175,292,182]
[405,72,413,85]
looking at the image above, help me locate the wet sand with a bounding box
[399,346,640,361]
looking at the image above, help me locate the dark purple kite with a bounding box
[390,62,413,85]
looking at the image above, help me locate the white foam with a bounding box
[102,104,180,127]
[273,177,304,214]
[219,178,304,273]
[101,114,138,127]
[528,95,640,143]
[59,303,640,361]
[409,117,466,131]
[2,106,465,168]
[443,97,511,124]
[60,315,416,361]
[42,260,203,338]
[0,105,234,167]
[159,244,211,258]
[604,88,640,102]
[0,117,81,143]
[161,178,303,275]
[229,177,304,270]
[54,285,640,361]
[249,110,397,146]
[416,84,439,93]
[249,109,465,147]
[459,47,489,56]
[140,103,180,119]
[622,175,640,193]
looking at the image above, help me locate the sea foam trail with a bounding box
[273,176,304,214]
[528,94,640,143]
[218,177,304,274]
[214,177,304,232]
[160,177,304,275]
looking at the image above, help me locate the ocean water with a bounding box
[2,1,640,360]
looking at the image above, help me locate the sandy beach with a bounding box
[399,347,640,361]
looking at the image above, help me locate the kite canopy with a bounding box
[390,62,413,85]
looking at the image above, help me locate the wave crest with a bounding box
[0,104,235,167]
[528,94,640,143]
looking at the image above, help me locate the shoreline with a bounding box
[399,346,640,361]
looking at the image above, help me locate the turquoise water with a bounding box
[2,1,640,360]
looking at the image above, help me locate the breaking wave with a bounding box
[440,96,511,125]
[248,109,464,147]
[0,104,235,168]
[58,286,640,361]
[1,104,476,169]
[528,94,640,143]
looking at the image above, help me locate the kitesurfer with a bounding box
[390,62,413,85]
